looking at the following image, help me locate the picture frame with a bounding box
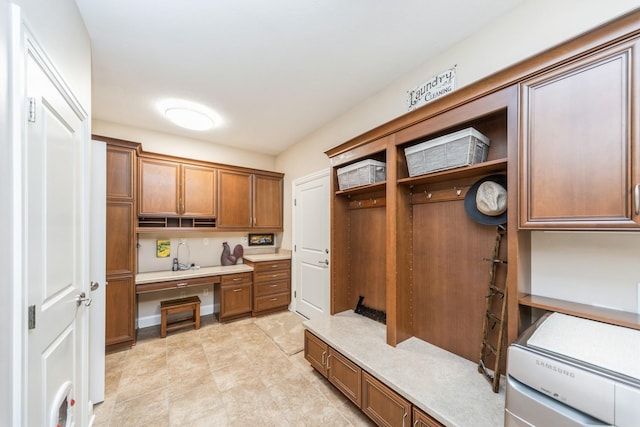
[248,233,274,246]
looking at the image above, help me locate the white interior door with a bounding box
[293,170,330,319]
[24,34,90,427]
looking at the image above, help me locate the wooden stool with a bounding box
[160,296,201,338]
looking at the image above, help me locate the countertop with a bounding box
[303,311,505,427]
[135,264,253,284]
[242,253,291,262]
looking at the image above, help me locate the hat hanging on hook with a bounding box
[464,174,507,225]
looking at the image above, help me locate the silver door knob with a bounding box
[76,292,92,307]
[90,281,99,291]
[317,259,329,266]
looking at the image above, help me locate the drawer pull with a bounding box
[233,288,243,292]
[176,283,187,288]
[635,183,639,216]
[269,284,278,287]
[270,297,278,301]
[232,278,241,281]
[271,264,279,268]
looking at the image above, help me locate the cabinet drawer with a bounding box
[221,272,252,286]
[255,269,290,283]
[252,260,291,273]
[255,279,290,297]
[254,292,290,312]
[328,348,361,407]
[362,371,411,427]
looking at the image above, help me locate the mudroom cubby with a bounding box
[327,86,522,360]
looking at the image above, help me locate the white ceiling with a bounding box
[75,0,524,155]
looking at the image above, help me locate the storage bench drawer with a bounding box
[252,260,291,273]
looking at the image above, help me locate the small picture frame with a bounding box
[156,239,170,257]
[248,233,274,246]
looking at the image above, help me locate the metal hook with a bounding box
[455,186,462,196]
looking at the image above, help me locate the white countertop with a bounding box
[135,264,253,284]
[304,310,505,427]
[242,253,291,262]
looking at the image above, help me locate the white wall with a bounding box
[93,119,277,171]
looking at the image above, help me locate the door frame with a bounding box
[291,168,330,315]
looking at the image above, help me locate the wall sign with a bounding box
[407,66,456,111]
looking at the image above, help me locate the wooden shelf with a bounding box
[336,181,386,197]
[519,294,640,330]
[397,158,507,187]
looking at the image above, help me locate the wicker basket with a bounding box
[337,159,386,190]
[404,128,490,177]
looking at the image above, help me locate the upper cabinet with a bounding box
[138,157,216,218]
[520,37,640,229]
[217,170,283,230]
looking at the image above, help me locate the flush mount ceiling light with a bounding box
[157,99,220,131]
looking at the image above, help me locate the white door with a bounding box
[24,33,90,427]
[293,170,330,319]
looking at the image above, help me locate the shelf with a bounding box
[137,216,216,232]
[397,158,507,187]
[519,294,640,330]
[335,181,386,197]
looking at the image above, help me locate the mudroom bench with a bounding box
[303,311,505,427]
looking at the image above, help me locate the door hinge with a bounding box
[28,305,36,330]
[294,291,296,298]
[294,244,296,252]
[294,198,297,207]
[28,97,36,123]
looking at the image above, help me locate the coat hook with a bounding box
[424,190,432,199]
[455,187,462,196]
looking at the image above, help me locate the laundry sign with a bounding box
[407,66,456,111]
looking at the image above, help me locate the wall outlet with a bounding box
[204,288,209,297]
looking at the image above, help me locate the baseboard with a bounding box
[137,303,217,329]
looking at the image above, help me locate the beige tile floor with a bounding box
[93,313,374,427]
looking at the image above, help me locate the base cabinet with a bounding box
[245,259,291,316]
[362,372,411,427]
[304,330,443,427]
[216,272,252,322]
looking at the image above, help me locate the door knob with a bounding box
[317,259,329,266]
[90,281,99,291]
[76,292,92,307]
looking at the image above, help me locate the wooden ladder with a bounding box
[478,225,508,393]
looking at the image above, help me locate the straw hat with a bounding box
[464,174,507,225]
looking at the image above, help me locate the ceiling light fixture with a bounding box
[157,99,220,131]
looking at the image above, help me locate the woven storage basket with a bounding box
[404,128,490,177]
[337,159,386,190]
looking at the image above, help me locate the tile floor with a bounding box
[93,313,374,426]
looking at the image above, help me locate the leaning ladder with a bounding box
[478,225,508,393]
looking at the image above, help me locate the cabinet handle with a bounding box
[176,282,187,288]
[321,351,326,367]
[326,353,331,370]
[413,420,418,427]
[635,184,639,216]
[270,297,278,301]
[233,288,242,292]
[402,411,407,427]
[269,284,278,287]
[232,278,241,281]
[271,264,279,268]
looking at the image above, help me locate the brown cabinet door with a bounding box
[220,283,252,319]
[182,164,216,217]
[328,348,362,407]
[106,201,135,275]
[217,169,252,228]
[413,407,443,427]
[106,145,135,200]
[105,275,136,348]
[304,330,328,377]
[139,158,180,216]
[520,38,640,228]
[253,174,283,229]
[362,371,411,427]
